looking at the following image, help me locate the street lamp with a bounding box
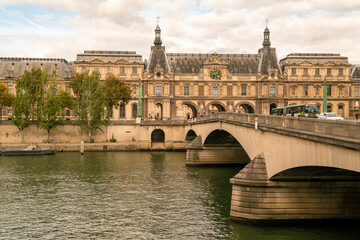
[323,76,327,113]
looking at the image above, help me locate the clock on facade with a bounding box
[210,68,221,80]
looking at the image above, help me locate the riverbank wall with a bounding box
[0,121,190,151]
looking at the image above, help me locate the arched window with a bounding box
[132,104,137,118]
[119,103,125,118]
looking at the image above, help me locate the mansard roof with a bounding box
[75,50,143,64]
[280,53,350,66]
[258,47,281,74]
[166,53,261,74]
[147,46,170,74]
[0,57,73,79]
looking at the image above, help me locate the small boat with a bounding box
[1,144,55,156]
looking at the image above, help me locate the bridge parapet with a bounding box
[193,112,360,140]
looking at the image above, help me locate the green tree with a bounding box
[12,72,34,142]
[0,82,15,108]
[104,74,131,122]
[35,69,74,142]
[70,71,105,142]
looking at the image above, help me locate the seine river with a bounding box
[0,152,358,239]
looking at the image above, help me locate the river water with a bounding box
[0,152,358,239]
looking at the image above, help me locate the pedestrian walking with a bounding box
[356,113,359,120]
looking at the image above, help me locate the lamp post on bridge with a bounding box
[323,76,327,113]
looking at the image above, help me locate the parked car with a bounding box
[318,112,344,120]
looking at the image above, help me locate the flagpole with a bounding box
[323,76,327,113]
[137,77,142,118]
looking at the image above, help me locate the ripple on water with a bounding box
[0,152,359,239]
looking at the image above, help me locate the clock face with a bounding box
[210,68,221,80]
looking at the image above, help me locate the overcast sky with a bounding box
[0,0,360,63]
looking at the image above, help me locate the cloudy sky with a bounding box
[0,0,360,63]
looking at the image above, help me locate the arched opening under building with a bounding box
[155,103,163,120]
[185,130,197,141]
[151,129,165,142]
[207,102,226,115]
[270,103,277,114]
[235,103,254,113]
[183,102,197,119]
[132,104,137,118]
[203,129,251,164]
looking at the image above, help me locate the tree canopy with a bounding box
[0,83,14,107]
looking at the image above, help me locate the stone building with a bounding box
[142,25,281,120]
[0,57,72,120]
[279,53,358,117]
[1,25,360,120]
[73,50,145,119]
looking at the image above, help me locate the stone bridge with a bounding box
[184,113,360,221]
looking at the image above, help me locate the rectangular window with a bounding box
[327,85,332,96]
[156,83,162,96]
[7,82,13,94]
[303,68,308,75]
[198,85,204,96]
[355,84,359,97]
[94,67,100,72]
[339,68,343,76]
[81,66,86,72]
[132,67,137,74]
[107,67,112,74]
[119,104,125,118]
[241,84,247,96]
[8,110,12,116]
[315,68,320,75]
[327,68,331,75]
[213,84,218,97]
[120,66,125,74]
[291,68,296,75]
[66,110,71,116]
[184,84,189,96]
[270,83,276,96]
[303,85,308,96]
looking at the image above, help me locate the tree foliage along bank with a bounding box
[12,68,74,142]
[70,72,131,142]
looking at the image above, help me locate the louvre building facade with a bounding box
[1,25,360,120]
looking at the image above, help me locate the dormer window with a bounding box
[156,72,161,77]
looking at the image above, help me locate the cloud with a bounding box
[0,0,360,63]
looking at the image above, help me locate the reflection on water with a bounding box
[0,152,358,239]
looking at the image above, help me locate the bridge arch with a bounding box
[183,101,198,118]
[234,102,255,113]
[204,129,240,146]
[185,129,197,141]
[188,118,360,178]
[206,101,227,114]
[151,129,165,142]
[270,166,360,181]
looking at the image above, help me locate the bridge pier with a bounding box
[230,154,360,221]
[186,135,250,165]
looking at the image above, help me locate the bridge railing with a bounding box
[195,112,360,139]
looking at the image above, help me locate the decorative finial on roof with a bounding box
[157,16,159,26]
[154,16,162,46]
[266,18,268,28]
[263,19,271,48]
